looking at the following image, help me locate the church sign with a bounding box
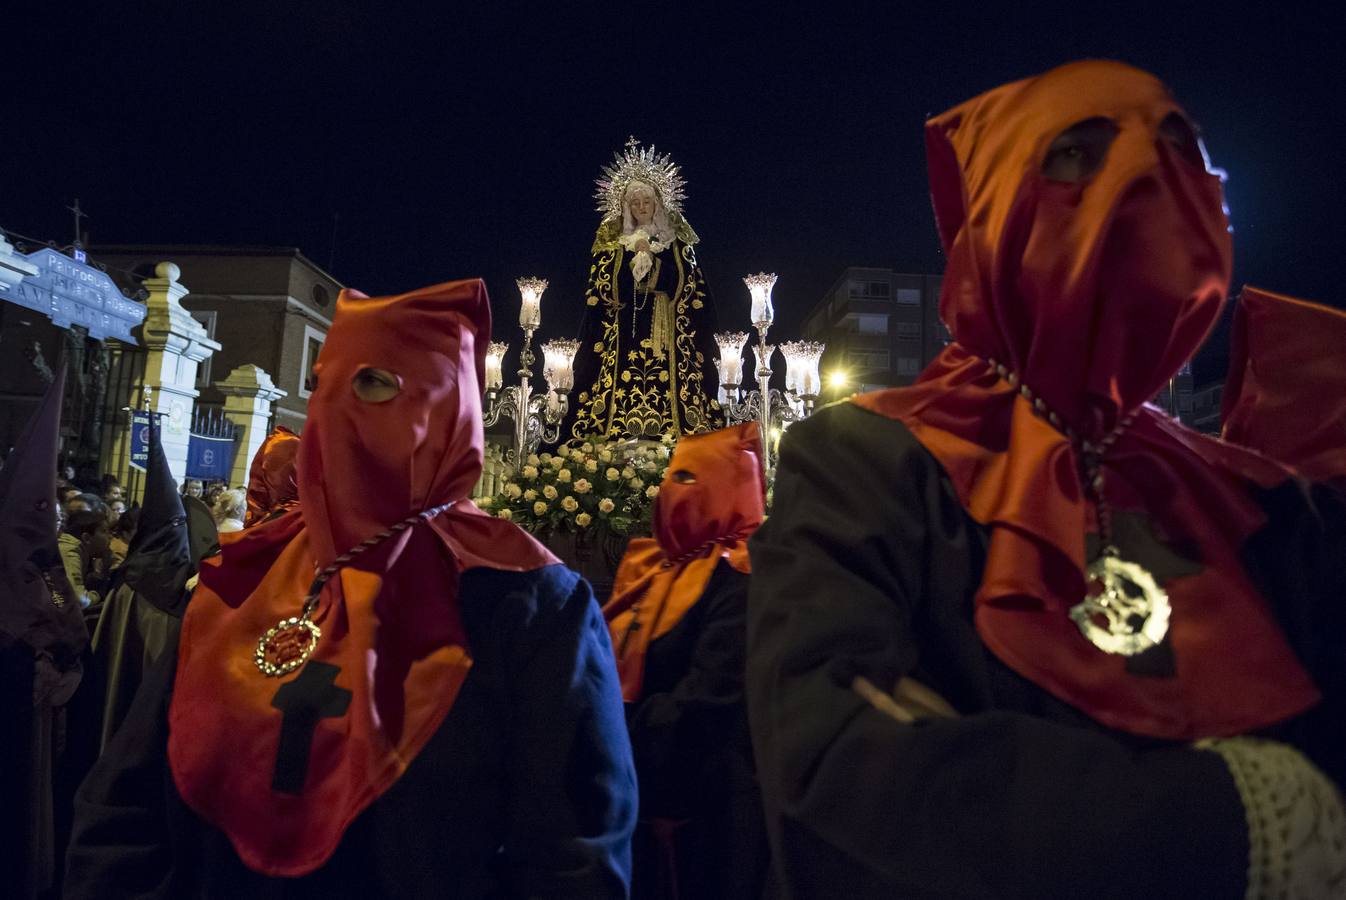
[0,247,146,343]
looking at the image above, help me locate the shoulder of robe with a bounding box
[777,398,930,470]
[458,563,590,637]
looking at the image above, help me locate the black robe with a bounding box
[746,401,1345,900]
[569,235,722,442]
[626,561,771,900]
[64,564,637,900]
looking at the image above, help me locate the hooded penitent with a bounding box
[853,60,1316,740]
[1221,286,1346,491]
[244,427,300,527]
[167,279,557,876]
[117,417,193,611]
[603,422,765,702]
[0,358,84,687]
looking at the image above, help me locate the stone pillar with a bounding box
[218,364,286,488]
[135,262,220,488]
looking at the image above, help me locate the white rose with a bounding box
[598,498,616,514]
[622,466,635,479]
[557,445,571,459]
[526,454,541,466]
[549,456,565,469]
[497,508,513,520]
[533,501,548,515]
[646,485,659,499]
[557,469,572,483]
[522,465,539,480]
[476,496,493,508]
[540,452,553,463]
[573,479,592,494]
[524,489,538,501]
[504,483,522,499]
[543,485,558,500]
[641,461,658,473]
[605,467,621,482]
[629,477,644,489]
[599,450,613,463]
[585,459,598,473]
[562,496,579,512]
[582,442,595,453]
[576,512,592,527]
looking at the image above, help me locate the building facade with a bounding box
[800,267,946,396]
[95,246,341,433]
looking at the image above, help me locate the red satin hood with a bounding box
[297,281,490,567]
[854,60,1315,740]
[654,422,766,558]
[245,427,300,527]
[1222,286,1346,490]
[927,59,1231,434]
[169,278,558,876]
[605,422,764,702]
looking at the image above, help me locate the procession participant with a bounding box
[89,421,197,752]
[1221,285,1346,492]
[65,278,637,899]
[604,422,770,900]
[0,360,86,900]
[244,426,300,527]
[747,61,1345,900]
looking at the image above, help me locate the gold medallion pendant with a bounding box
[1070,548,1171,656]
[255,617,322,677]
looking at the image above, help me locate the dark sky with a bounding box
[10,3,1343,352]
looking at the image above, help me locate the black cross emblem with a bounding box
[270,661,352,795]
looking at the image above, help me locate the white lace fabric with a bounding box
[1197,736,1346,899]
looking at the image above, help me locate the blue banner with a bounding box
[128,411,153,472]
[186,433,235,481]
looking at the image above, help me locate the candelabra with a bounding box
[482,277,580,464]
[714,273,824,471]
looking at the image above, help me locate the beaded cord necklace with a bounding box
[253,500,457,677]
[985,356,1170,656]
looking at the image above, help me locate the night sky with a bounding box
[10,3,1343,364]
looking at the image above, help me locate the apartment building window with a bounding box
[896,288,922,305]
[849,280,891,299]
[843,313,888,334]
[894,321,921,338]
[896,357,922,375]
[848,350,890,370]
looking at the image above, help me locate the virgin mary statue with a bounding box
[568,138,721,442]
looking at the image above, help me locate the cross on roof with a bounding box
[66,199,87,249]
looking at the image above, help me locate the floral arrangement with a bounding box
[479,435,675,537]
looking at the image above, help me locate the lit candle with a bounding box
[485,341,508,391]
[541,338,581,393]
[516,276,548,329]
[782,340,826,396]
[743,272,777,329]
[753,342,776,378]
[714,331,749,389]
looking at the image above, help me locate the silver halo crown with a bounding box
[594,136,688,222]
